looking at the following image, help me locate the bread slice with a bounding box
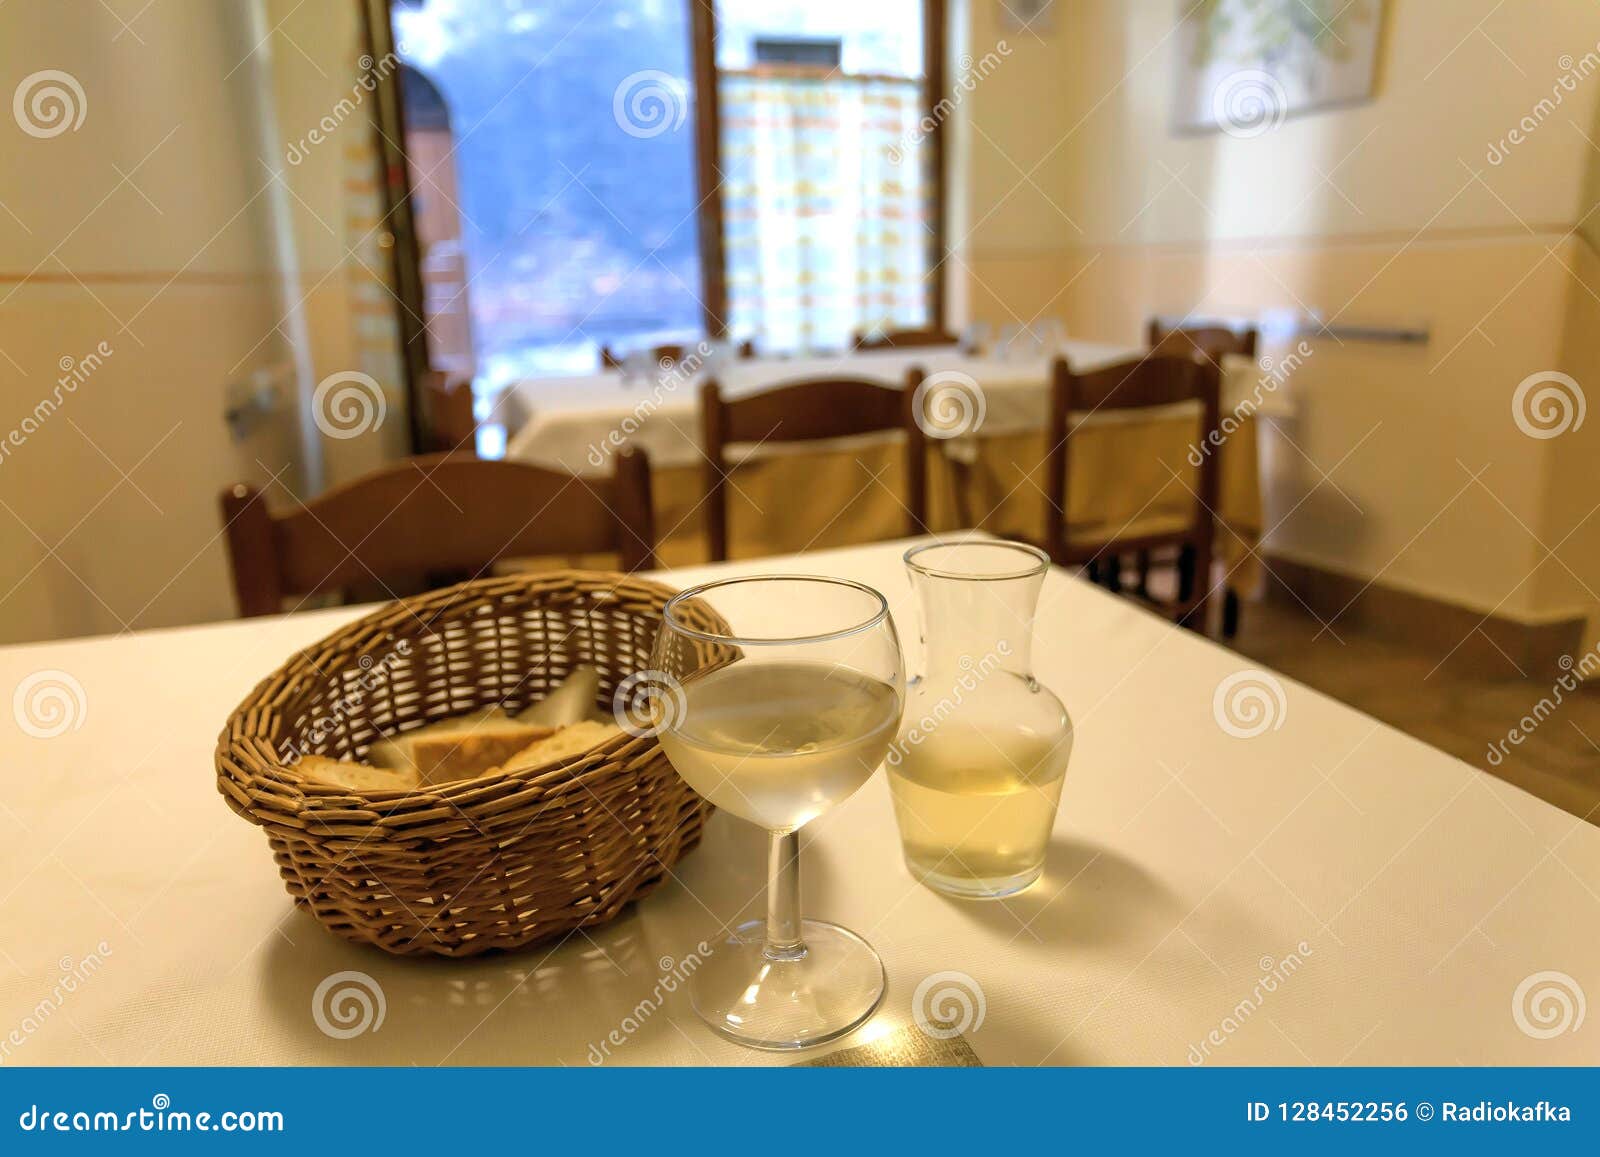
[409,726,553,785]
[366,706,528,777]
[501,719,623,771]
[297,754,420,794]
[514,666,601,728]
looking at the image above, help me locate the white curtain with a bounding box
[719,70,931,352]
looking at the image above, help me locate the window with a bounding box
[379,0,944,409]
[393,0,705,384]
[715,0,936,352]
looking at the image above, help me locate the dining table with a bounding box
[2,537,1595,1066]
[494,343,1275,591]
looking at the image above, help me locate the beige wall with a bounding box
[1546,221,1600,646]
[951,0,1600,639]
[1547,87,1600,648]
[0,0,405,644]
[0,2,298,642]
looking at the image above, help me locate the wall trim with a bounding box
[1262,552,1588,682]
[960,224,1581,261]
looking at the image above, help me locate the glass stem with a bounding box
[764,830,805,961]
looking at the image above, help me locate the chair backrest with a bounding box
[220,450,657,617]
[698,373,928,561]
[854,327,960,352]
[1146,319,1259,365]
[1043,354,1222,561]
[420,370,477,452]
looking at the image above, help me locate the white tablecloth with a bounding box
[499,342,1139,473]
[3,539,1594,1066]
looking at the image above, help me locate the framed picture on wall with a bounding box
[1171,0,1386,137]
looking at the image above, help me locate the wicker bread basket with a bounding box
[214,571,726,958]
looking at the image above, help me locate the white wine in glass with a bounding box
[889,719,1068,886]
[652,576,904,1050]
[660,660,900,830]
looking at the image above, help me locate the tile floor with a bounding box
[1225,597,1600,825]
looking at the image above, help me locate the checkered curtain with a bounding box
[719,71,931,353]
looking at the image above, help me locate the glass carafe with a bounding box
[887,539,1073,898]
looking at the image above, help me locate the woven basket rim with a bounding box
[214,569,724,827]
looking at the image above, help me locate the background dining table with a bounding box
[494,344,1275,589]
[2,538,1595,1066]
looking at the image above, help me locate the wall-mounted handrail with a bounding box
[1289,322,1430,345]
[1151,312,1430,347]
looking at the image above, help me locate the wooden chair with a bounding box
[1042,355,1222,631]
[220,450,657,617]
[1145,320,1258,635]
[420,370,477,453]
[699,373,928,562]
[1147,319,1258,364]
[854,327,960,352]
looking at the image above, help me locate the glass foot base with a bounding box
[691,919,885,1051]
[909,860,1043,900]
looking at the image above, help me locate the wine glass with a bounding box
[650,575,905,1050]
[997,323,1042,361]
[621,349,653,386]
[959,320,992,357]
[1037,318,1067,353]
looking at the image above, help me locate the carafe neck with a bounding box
[910,568,1041,681]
